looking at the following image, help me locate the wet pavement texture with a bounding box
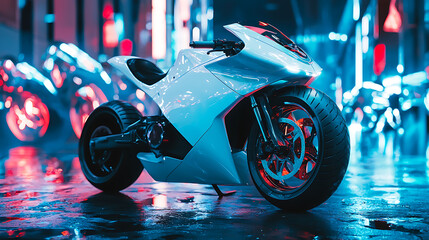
[0,146,428,239]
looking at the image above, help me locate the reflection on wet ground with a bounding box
[0,146,428,239]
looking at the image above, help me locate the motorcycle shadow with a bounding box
[257,210,335,239]
[79,192,146,236]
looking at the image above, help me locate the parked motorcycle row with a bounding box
[342,76,429,155]
[0,43,146,146]
[342,81,401,134]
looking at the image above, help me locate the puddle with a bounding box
[2,190,25,197]
[364,219,423,234]
[365,219,392,230]
[0,217,28,223]
[178,196,194,203]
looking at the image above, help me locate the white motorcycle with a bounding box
[79,22,350,211]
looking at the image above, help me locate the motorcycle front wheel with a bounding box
[248,86,350,211]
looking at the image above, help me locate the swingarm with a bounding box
[90,117,165,158]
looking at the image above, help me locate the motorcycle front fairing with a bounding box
[108,23,322,185]
[206,23,322,96]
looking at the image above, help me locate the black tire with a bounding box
[248,86,350,211]
[79,100,143,192]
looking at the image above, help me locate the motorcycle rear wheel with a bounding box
[248,86,350,211]
[79,100,143,192]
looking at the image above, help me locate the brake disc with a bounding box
[261,117,305,181]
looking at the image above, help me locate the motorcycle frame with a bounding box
[107,23,322,185]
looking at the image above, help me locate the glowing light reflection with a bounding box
[353,0,360,21]
[136,89,146,100]
[70,84,108,138]
[152,194,168,208]
[100,71,112,84]
[4,60,14,71]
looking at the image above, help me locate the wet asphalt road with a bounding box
[0,146,428,239]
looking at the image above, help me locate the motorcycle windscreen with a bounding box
[244,24,309,59]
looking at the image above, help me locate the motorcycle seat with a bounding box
[127,58,166,85]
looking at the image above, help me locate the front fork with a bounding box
[250,94,287,155]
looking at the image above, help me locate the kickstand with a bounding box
[212,184,236,198]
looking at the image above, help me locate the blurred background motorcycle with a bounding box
[41,43,113,138]
[1,43,155,147]
[0,58,67,146]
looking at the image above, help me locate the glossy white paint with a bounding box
[137,154,182,182]
[152,65,240,146]
[107,23,324,185]
[108,49,223,98]
[166,116,241,184]
[232,151,253,185]
[108,56,158,97]
[109,50,237,146]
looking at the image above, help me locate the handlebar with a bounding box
[189,39,244,56]
[189,41,215,48]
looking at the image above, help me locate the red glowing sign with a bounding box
[120,39,133,55]
[103,20,118,48]
[102,3,114,19]
[259,21,269,27]
[383,0,402,33]
[373,44,386,76]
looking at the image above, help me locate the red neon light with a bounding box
[51,65,64,88]
[5,147,41,179]
[103,20,119,48]
[1,69,9,81]
[102,3,114,19]
[45,166,64,183]
[383,0,402,33]
[120,39,133,55]
[373,44,386,76]
[245,26,269,35]
[259,21,269,27]
[5,96,12,108]
[3,85,14,93]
